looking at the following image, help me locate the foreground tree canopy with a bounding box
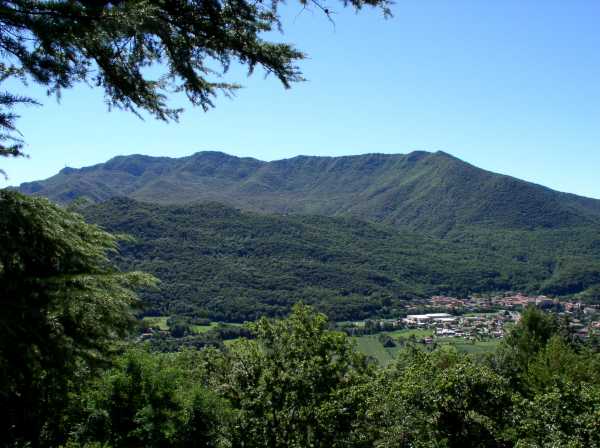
[29,305,600,448]
[0,190,156,446]
[0,0,391,158]
[2,211,600,448]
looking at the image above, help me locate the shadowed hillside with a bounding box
[20,151,600,233]
[81,198,600,321]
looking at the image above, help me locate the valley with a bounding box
[4,3,600,445]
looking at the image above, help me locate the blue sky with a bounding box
[3,0,600,198]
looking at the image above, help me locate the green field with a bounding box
[144,317,500,361]
[191,323,220,334]
[387,328,434,339]
[143,318,241,335]
[142,316,169,330]
[193,322,244,333]
[353,332,501,366]
[444,339,501,353]
[351,335,402,367]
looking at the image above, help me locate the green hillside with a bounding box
[81,198,600,322]
[21,151,600,233]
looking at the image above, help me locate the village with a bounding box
[140,292,600,353]
[401,311,515,344]
[340,292,600,345]
[428,293,600,340]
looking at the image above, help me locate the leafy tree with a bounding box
[493,306,564,388]
[0,0,391,160]
[504,306,561,357]
[373,347,513,448]
[0,190,155,446]
[512,381,600,448]
[167,315,192,338]
[379,333,397,347]
[523,335,600,395]
[71,348,232,448]
[221,303,376,447]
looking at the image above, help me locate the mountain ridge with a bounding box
[18,150,600,234]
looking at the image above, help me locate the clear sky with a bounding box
[2,0,600,198]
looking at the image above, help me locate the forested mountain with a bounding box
[18,151,600,320]
[81,198,600,321]
[20,151,600,234]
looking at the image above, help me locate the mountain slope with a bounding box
[20,151,600,233]
[81,198,600,321]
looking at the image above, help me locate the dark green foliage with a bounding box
[511,381,600,448]
[71,348,232,447]
[10,301,600,447]
[493,306,574,391]
[374,348,513,447]
[68,306,379,447]
[493,307,600,394]
[167,316,192,338]
[491,310,600,447]
[379,333,397,347]
[524,336,600,394]
[20,150,600,232]
[500,306,562,370]
[0,190,155,446]
[220,304,376,447]
[450,228,600,297]
[146,323,253,352]
[76,197,600,321]
[370,312,600,447]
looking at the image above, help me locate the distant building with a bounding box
[435,317,457,324]
[431,295,465,308]
[404,313,452,325]
[426,313,453,318]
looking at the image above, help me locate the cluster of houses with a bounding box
[569,317,600,339]
[408,293,600,341]
[403,311,518,342]
[341,292,600,344]
[429,293,556,310]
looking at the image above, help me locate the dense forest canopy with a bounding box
[18,150,600,322]
[78,197,600,321]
